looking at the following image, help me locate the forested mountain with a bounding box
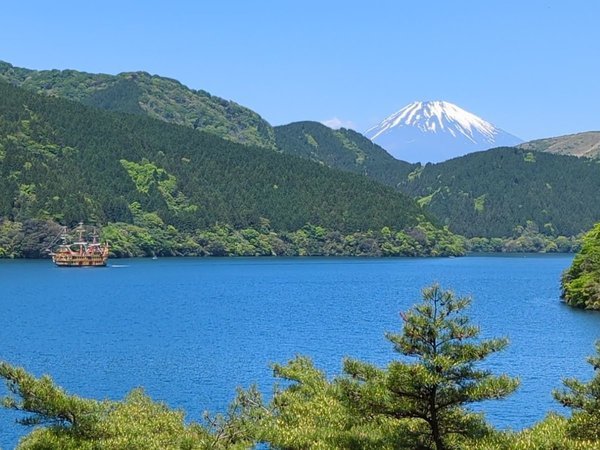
[1,61,597,243]
[0,81,436,236]
[397,148,600,237]
[274,121,416,186]
[274,123,600,240]
[0,60,276,149]
[518,131,600,159]
[273,124,600,239]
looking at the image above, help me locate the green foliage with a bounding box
[0,361,257,449]
[474,194,486,212]
[0,218,23,257]
[260,356,406,449]
[467,414,600,450]
[274,121,416,187]
[399,148,600,238]
[0,60,276,150]
[554,341,600,440]
[120,160,197,213]
[561,223,600,309]
[0,218,63,258]
[341,285,519,450]
[0,362,106,433]
[120,159,164,194]
[467,221,581,253]
[274,123,599,241]
[260,356,353,449]
[0,216,465,259]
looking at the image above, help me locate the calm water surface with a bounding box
[1,255,599,447]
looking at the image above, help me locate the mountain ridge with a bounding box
[517,131,600,159]
[274,121,416,187]
[0,60,277,149]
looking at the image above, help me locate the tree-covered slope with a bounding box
[274,123,600,239]
[0,60,276,149]
[0,81,434,235]
[397,148,600,237]
[561,223,600,309]
[518,131,600,159]
[274,121,416,186]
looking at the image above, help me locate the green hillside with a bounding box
[0,60,276,149]
[274,121,415,185]
[518,131,600,158]
[3,61,596,243]
[397,148,600,238]
[561,222,600,309]
[0,82,461,258]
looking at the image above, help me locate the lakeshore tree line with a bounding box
[2,284,600,449]
[0,217,582,260]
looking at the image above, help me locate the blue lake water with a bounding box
[0,255,599,447]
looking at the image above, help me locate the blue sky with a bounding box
[2,1,598,140]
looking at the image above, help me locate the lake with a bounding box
[0,255,598,447]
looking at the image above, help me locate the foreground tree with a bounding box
[341,285,519,450]
[554,341,600,440]
[0,362,259,449]
[259,356,409,449]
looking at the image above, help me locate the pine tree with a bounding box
[342,285,519,450]
[554,341,600,440]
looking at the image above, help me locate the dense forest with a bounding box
[274,121,415,186]
[398,148,600,238]
[0,60,276,149]
[274,123,600,240]
[561,222,600,309]
[2,285,600,449]
[0,81,472,257]
[2,60,599,244]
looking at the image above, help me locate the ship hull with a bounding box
[52,255,108,267]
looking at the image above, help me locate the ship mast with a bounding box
[74,222,86,254]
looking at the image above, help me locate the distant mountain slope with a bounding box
[365,101,522,163]
[0,81,431,233]
[0,60,276,149]
[518,131,600,158]
[274,121,416,187]
[398,148,600,237]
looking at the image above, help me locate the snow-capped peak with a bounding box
[364,101,522,163]
[366,101,498,144]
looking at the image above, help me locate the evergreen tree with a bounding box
[554,341,600,440]
[342,285,519,450]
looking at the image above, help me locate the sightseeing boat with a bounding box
[48,223,110,267]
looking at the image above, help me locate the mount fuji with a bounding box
[364,101,522,163]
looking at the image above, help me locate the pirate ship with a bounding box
[48,223,109,267]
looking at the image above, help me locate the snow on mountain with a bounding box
[364,101,522,163]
